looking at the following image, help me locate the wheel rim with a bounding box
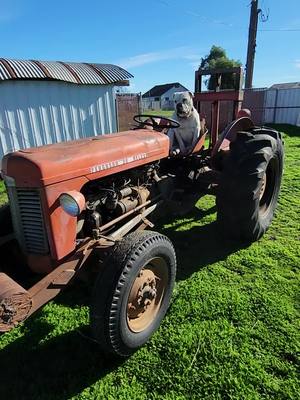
[259,158,277,216]
[259,172,267,201]
[127,257,168,333]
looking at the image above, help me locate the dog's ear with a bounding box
[188,91,194,99]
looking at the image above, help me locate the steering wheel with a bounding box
[133,114,180,129]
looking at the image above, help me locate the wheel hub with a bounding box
[128,270,157,317]
[139,284,157,305]
[126,258,167,333]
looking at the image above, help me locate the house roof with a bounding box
[0,58,133,85]
[269,82,300,90]
[143,82,188,98]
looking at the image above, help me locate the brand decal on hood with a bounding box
[90,153,147,173]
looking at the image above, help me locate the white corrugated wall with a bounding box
[264,88,300,125]
[0,80,117,158]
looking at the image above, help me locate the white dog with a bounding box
[168,91,201,155]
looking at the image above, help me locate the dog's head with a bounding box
[173,91,194,118]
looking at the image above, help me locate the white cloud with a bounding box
[182,54,202,70]
[118,52,168,69]
[117,47,202,69]
[295,60,300,68]
[182,54,202,61]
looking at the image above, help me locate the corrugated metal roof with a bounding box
[38,61,78,84]
[93,64,131,83]
[0,58,133,85]
[8,59,45,79]
[65,62,105,85]
[0,63,10,80]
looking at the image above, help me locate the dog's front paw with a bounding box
[171,148,180,156]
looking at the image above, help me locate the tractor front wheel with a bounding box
[216,128,284,241]
[90,231,176,357]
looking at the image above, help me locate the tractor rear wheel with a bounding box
[216,128,284,241]
[90,231,176,357]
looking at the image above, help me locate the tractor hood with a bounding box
[2,129,170,187]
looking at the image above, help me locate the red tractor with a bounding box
[0,69,283,357]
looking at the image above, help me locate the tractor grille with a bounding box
[9,188,49,254]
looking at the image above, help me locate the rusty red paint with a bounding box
[0,273,32,332]
[194,67,244,149]
[2,130,169,271]
[211,116,254,156]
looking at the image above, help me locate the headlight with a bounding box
[59,191,85,217]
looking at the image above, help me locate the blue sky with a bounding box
[0,0,299,93]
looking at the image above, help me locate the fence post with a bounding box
[115,95,120,132]
[273,89,279,124]
[138,92,142,114]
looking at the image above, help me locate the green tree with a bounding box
[200,45,242,90]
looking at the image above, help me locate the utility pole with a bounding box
[245,0,261,89]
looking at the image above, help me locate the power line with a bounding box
[155,0,300,33]
[259,28,300,31]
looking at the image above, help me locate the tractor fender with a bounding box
[211,116,254,157]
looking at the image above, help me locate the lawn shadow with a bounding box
[159,205,250,280]
[0,317,125,400]
[0,203,249,400]
[267,123,300,137]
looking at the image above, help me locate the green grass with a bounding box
[0,124,299,400]
[143,109,174,117]
[0,179,7,204]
